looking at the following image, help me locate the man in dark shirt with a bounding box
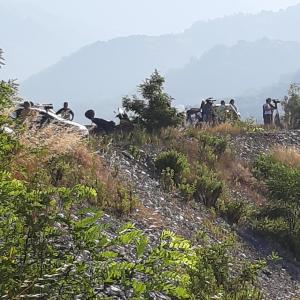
[85,109,115,134]
[56,102,74,121]
[263,98,276,126]
[202,98,214,124]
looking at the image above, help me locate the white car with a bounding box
[11,102,89,136]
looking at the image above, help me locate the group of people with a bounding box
[14,100,127,134]
[15,97,282,132]
[186,98,239,126]
[16,101,75,122]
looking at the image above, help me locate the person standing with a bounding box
[56,102,74,121]
[218,100,226,123]
[263,98,276,126]
[202,98,214,124]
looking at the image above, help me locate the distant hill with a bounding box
[0,2,91,80]
[166,39,300,103]
[237,68,300,119]
[20,4,300,122]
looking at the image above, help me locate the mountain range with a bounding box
[19,4,300,122]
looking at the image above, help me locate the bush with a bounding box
[122,70,183,131]
[283,84,300,129]
[178,181,196,202]
[218,197,250,225]
[160,167,176,192]
[252,154,300,259]
[194,163,223,207]
[189,238,264,300]
[155,150,190,184]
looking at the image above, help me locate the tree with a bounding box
[122,70,183,131]
[283,84,300,129]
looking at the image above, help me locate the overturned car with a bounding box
[9,101,89,136]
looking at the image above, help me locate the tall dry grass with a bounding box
[271,146,300,168]
[11,124,137,215]
[19,124,83,159]
[205,122,243,136]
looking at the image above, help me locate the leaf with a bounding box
[132,279,147,295]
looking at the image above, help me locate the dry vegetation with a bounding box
[271,146,300,168]
[11,124,138,216]
[204,122,243,136]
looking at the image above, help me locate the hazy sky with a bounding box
[5,0,300,39]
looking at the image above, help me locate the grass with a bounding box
[205,122,243,136]
[271,146,300,168]
[11,124,138,216]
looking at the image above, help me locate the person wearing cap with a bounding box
[56,102,74,121]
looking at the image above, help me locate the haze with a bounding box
[2,0,300,122]
[1,0,300,80]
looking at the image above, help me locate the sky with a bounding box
[1,0,300,80]
[5,0,300,40]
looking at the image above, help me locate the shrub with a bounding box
[194,163,223,207]
[155,150,190,184]
[283,84,300,129]
[189,237,264,300]
[252,154,300,259]
[218,197,250,225]
[160,167,176,192]
[198,133,227,157]
[122,70,183,131]
[178,181,196,202]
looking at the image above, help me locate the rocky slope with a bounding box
[232,130,300,161]
[97,133,300,300]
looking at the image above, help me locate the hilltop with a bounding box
[19,4,300,121]
[2,55,300,299]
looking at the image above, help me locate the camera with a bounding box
[272,99,281,104]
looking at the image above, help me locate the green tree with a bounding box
[122,70,183,131]
[283,84,300,129]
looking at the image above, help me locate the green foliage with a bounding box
[198,133,227,157]
[0,81,14,110]
[160,167,176,192]
[189,237,264,300]
[178,181,196,202]
[236,118,265,133]
[122,70,183,131]
[194,163,223,207]
[129,144,141,160]
[283,84,300,129]
[155,150,190,184]
[218,197,250,225]
[0,132,20,169]
[252,154,300,258]
[0,81,265,298]
[0,156,264,299]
